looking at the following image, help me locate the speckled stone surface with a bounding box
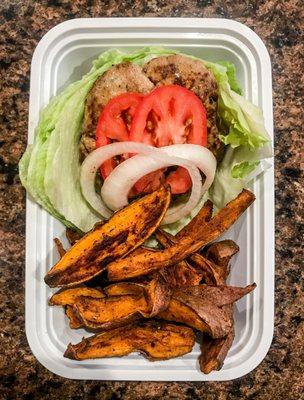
[0,1,303,399]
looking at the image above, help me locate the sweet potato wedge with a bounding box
[156,229,222,286]
[45,186,171,288]
[155,230,203,287]
[203,240,239,280]
[108,190,255,281]
[104,282,144,297]
[159,293,232,339]
[175,200,213,239]
[64,321,195,361]
[199,329,235,374]
[188,253,224,285]
[143,275,171,317]
[178,283,256,307]
[65,305,83,329]
[73,294,147,330]
[49,287,105,306]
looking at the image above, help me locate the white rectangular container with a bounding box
[25,18,274,381]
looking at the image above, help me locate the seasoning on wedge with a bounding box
[44,186,171,288]
[49,287,105,306]
[65,305,83,329]
[107,190,255,281]
[64,321,195,361]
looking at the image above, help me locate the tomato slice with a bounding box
[96,92,144,179]
[129,85,207,194]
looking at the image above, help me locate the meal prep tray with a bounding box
[25,18,274,381]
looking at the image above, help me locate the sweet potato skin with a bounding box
[203,240,239,280]
[108,190,255,281]
[45,186,171,288]
[64,321,195,361]
[199,329,235,374]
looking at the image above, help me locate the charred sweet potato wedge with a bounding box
[203,240,239,280]
[199,329,235,374]
[175,200,213,239]
[156,230,203,287]
[73,294,148,330]
[64,321,195,361]
[108,190,255,281]
[104,282,145,297]
[49,287,105,306]
[159,293,232,339]
[159,283,255,339]
[178,283,256,307]
[65,305,83,329]
[45,186,171,288]
[73,276,171,330]
[188,253,224,285]
[143,275,171,317]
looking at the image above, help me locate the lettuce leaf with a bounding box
[19,47,176,232]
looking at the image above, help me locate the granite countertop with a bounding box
[0,1,303,399]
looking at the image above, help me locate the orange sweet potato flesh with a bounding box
[175,199,213,240]
[64,321,195,361]
[155,230,203,287]
[45,186,171,288]
[49,287,105,306]
[73,294,148,330]
[65,305,83,329]
[108,190,255,281]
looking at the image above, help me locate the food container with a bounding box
[25,18,274,380]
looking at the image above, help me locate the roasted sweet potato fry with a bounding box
[45,186,171,288]
[64,321,195,361]
[159,283,255,339]
[199,329,235,374]
[160,263,203,288]
[49,287,105,306]
[156,230,203,287]
[203,240,239,279]
[65,305,83,329]
[108,190,255,281]
[175,200,213,239]
[104,282,144,297]
[144,275,171,317]
[188,253,224,285]
[73,294,147,330]
[155,229,223,285]
[178,283,256,307]
[159,293,232,338]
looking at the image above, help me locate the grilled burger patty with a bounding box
[81,62,154,157]
[81,54,222,159]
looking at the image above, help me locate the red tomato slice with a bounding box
[96,92,144,179]
[129,85,207,194]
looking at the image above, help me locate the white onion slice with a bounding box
[101,144,216,224]
[80,142,202,221]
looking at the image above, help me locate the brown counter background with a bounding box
[0,1,303,399]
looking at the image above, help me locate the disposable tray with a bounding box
[25,18,274,380]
